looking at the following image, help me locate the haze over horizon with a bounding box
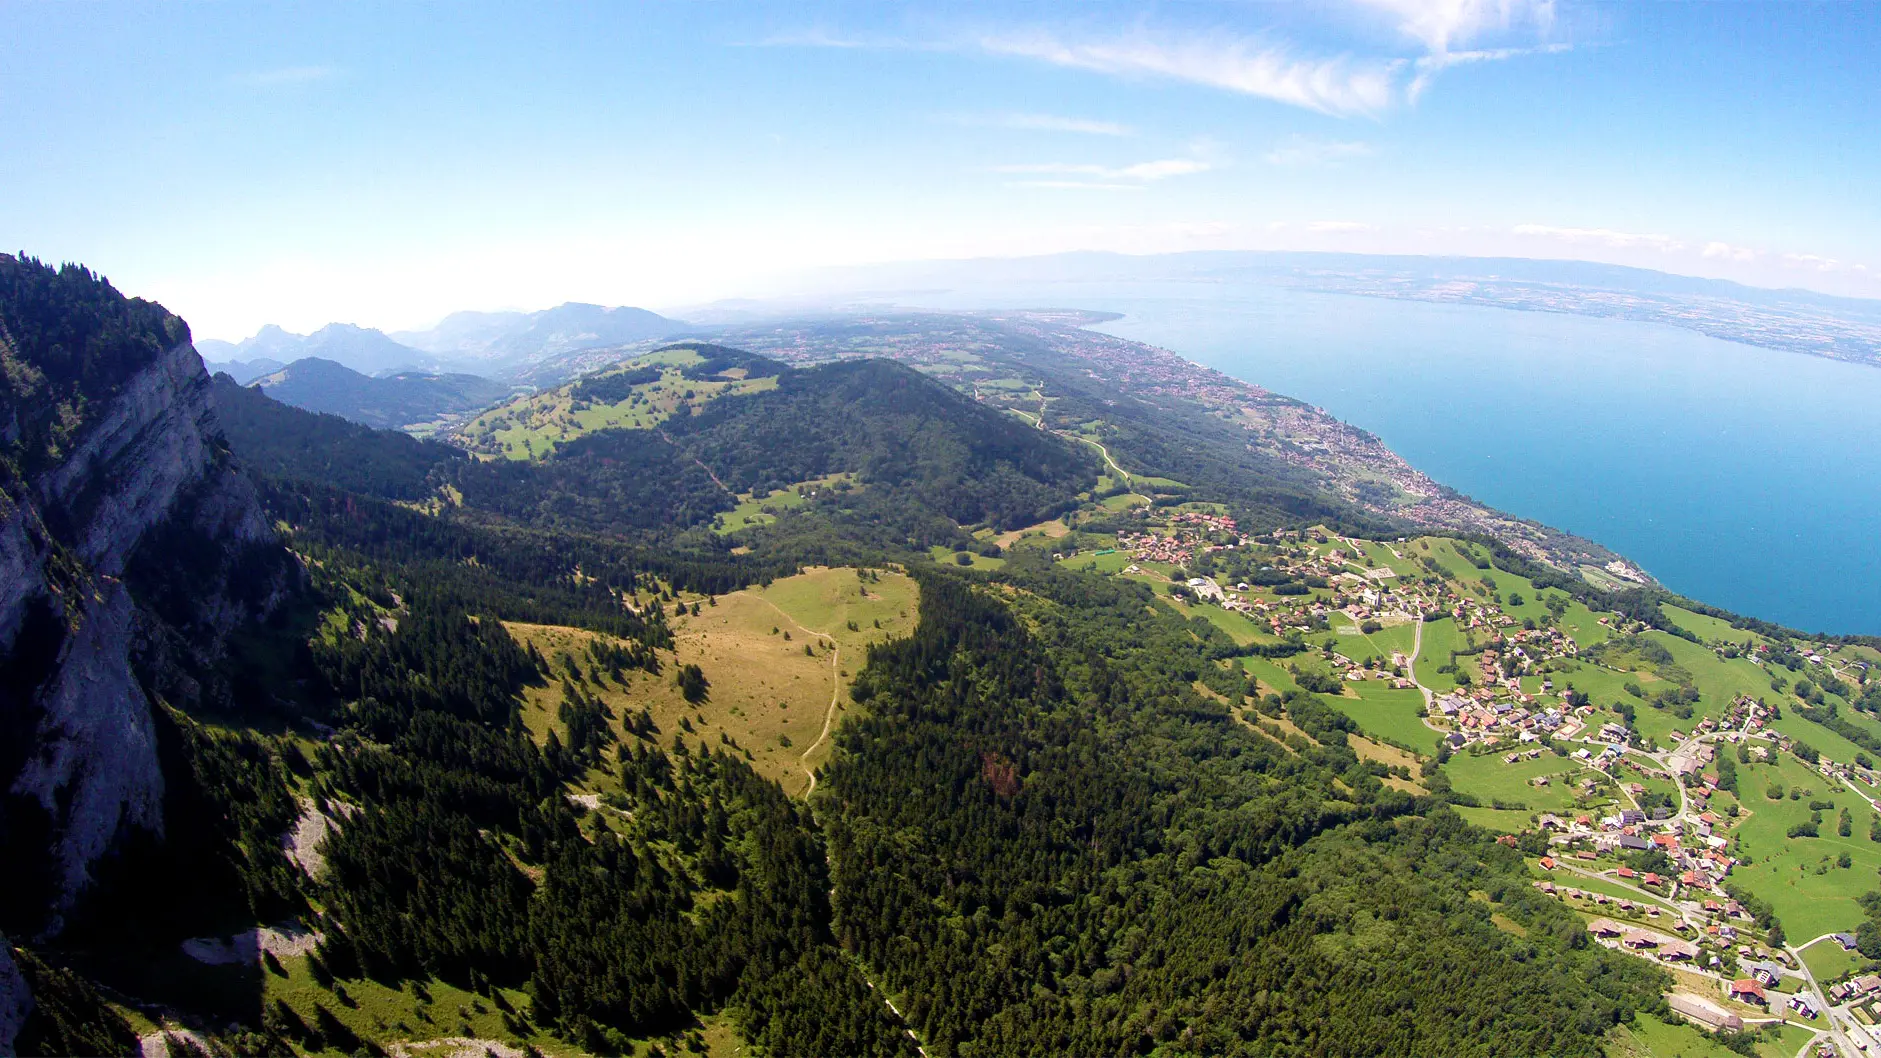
[5,0,1877,340]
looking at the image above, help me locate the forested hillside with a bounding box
[247,357,511,430]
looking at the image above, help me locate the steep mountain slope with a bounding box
[246,356,510,429]
[211,373,467,499]
[0,255,292,934]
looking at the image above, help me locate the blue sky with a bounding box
[3,1,1876,339]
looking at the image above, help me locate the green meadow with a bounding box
[1730,753,1881,939]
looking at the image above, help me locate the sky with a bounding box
[3,0,1877,340]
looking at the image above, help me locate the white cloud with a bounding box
[991,158,1211,181]
[232,65,343,87]
[1265,135,1375,166]
[1307,220,1378,233]
[978,30,1403,118]
[956,112,1134,136]
[1781,252,1844,272]
[766,3,1571,117]
[1005,181,1147,192]
[1357,0,1558,56]
[1703,241,1757,263]
[1513,224,1685,253]
[1408,41,1572,98]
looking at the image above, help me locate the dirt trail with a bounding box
[657,427,737,498]
[737,592,842,797]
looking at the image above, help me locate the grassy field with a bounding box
[508,567,917,798]
[260,950,575,1057]
[1608,1014,1805,1058]
[1729,752,1881,939]
[255,948,751,1058]
[992,517,1070,549]
[1443,748,1595,815]
[1553,871,1675,910]
[456,349,779,460]
[712,473,851,534]
[1554,598,1617,649]
[1799,937,1864,983]
[927,545,1007,570]
[1243,657,1304,697]
[1330,612,1418,664]
[1453,805,1538,831]
[1348,735,1426,792]
[1183,601,1275,646]
[1767,709,1874,768]
[1326,682,1434,754]
[1412,616,1470,693]
[1059,549,1134,574]
[1665,605,1766,647]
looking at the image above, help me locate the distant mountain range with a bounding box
[202,302,690,385]
[205,356,287,384]
[393,302,689,370]
[780,250,1881,369]
[198,322,429,377]
[224,356,512,430]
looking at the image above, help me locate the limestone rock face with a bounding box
[0,937,30,1058]
[9,582,162,906]
[0,333,285,926]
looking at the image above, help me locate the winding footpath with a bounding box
[740,593,843,798]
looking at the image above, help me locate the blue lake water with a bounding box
[900,282,1881,634]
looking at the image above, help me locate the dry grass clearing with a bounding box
[991,518,1070,549]
[506,567,917,797]
[1348,734,1427,793]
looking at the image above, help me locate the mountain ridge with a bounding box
[243,355,511,430]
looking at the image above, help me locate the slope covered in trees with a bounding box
[248,356,511,429]
[212,373,467,500]
[447,356,1099,538]
[824,561,1665,1056]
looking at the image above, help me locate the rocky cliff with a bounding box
[0,256,289,938]
[0,938,27,1057]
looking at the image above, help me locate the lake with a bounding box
[901,281,1881,635]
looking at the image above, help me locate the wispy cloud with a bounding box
[232,65,343,88]
[1307,220,1378,233]
[1265,135,1375,166]
[765,2,1570,117]
[1358,0,1558,57]
[1781,252,1844,272]
[1703,241,1758,263]
[993,158,1211,181]
[1513,224,1685,253]
[950,112,1134,136]
[978,30,1402,118]
[1006,180,1147,192]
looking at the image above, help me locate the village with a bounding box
[1062,507,1881,1055]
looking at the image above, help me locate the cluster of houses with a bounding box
[1433,693,1574,746]
[1537,811,1742,897]
[1585,917,1701,962]
[1117,528,1203,568]
[1829,973,1881,1005]
[1115,511,1247,569]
